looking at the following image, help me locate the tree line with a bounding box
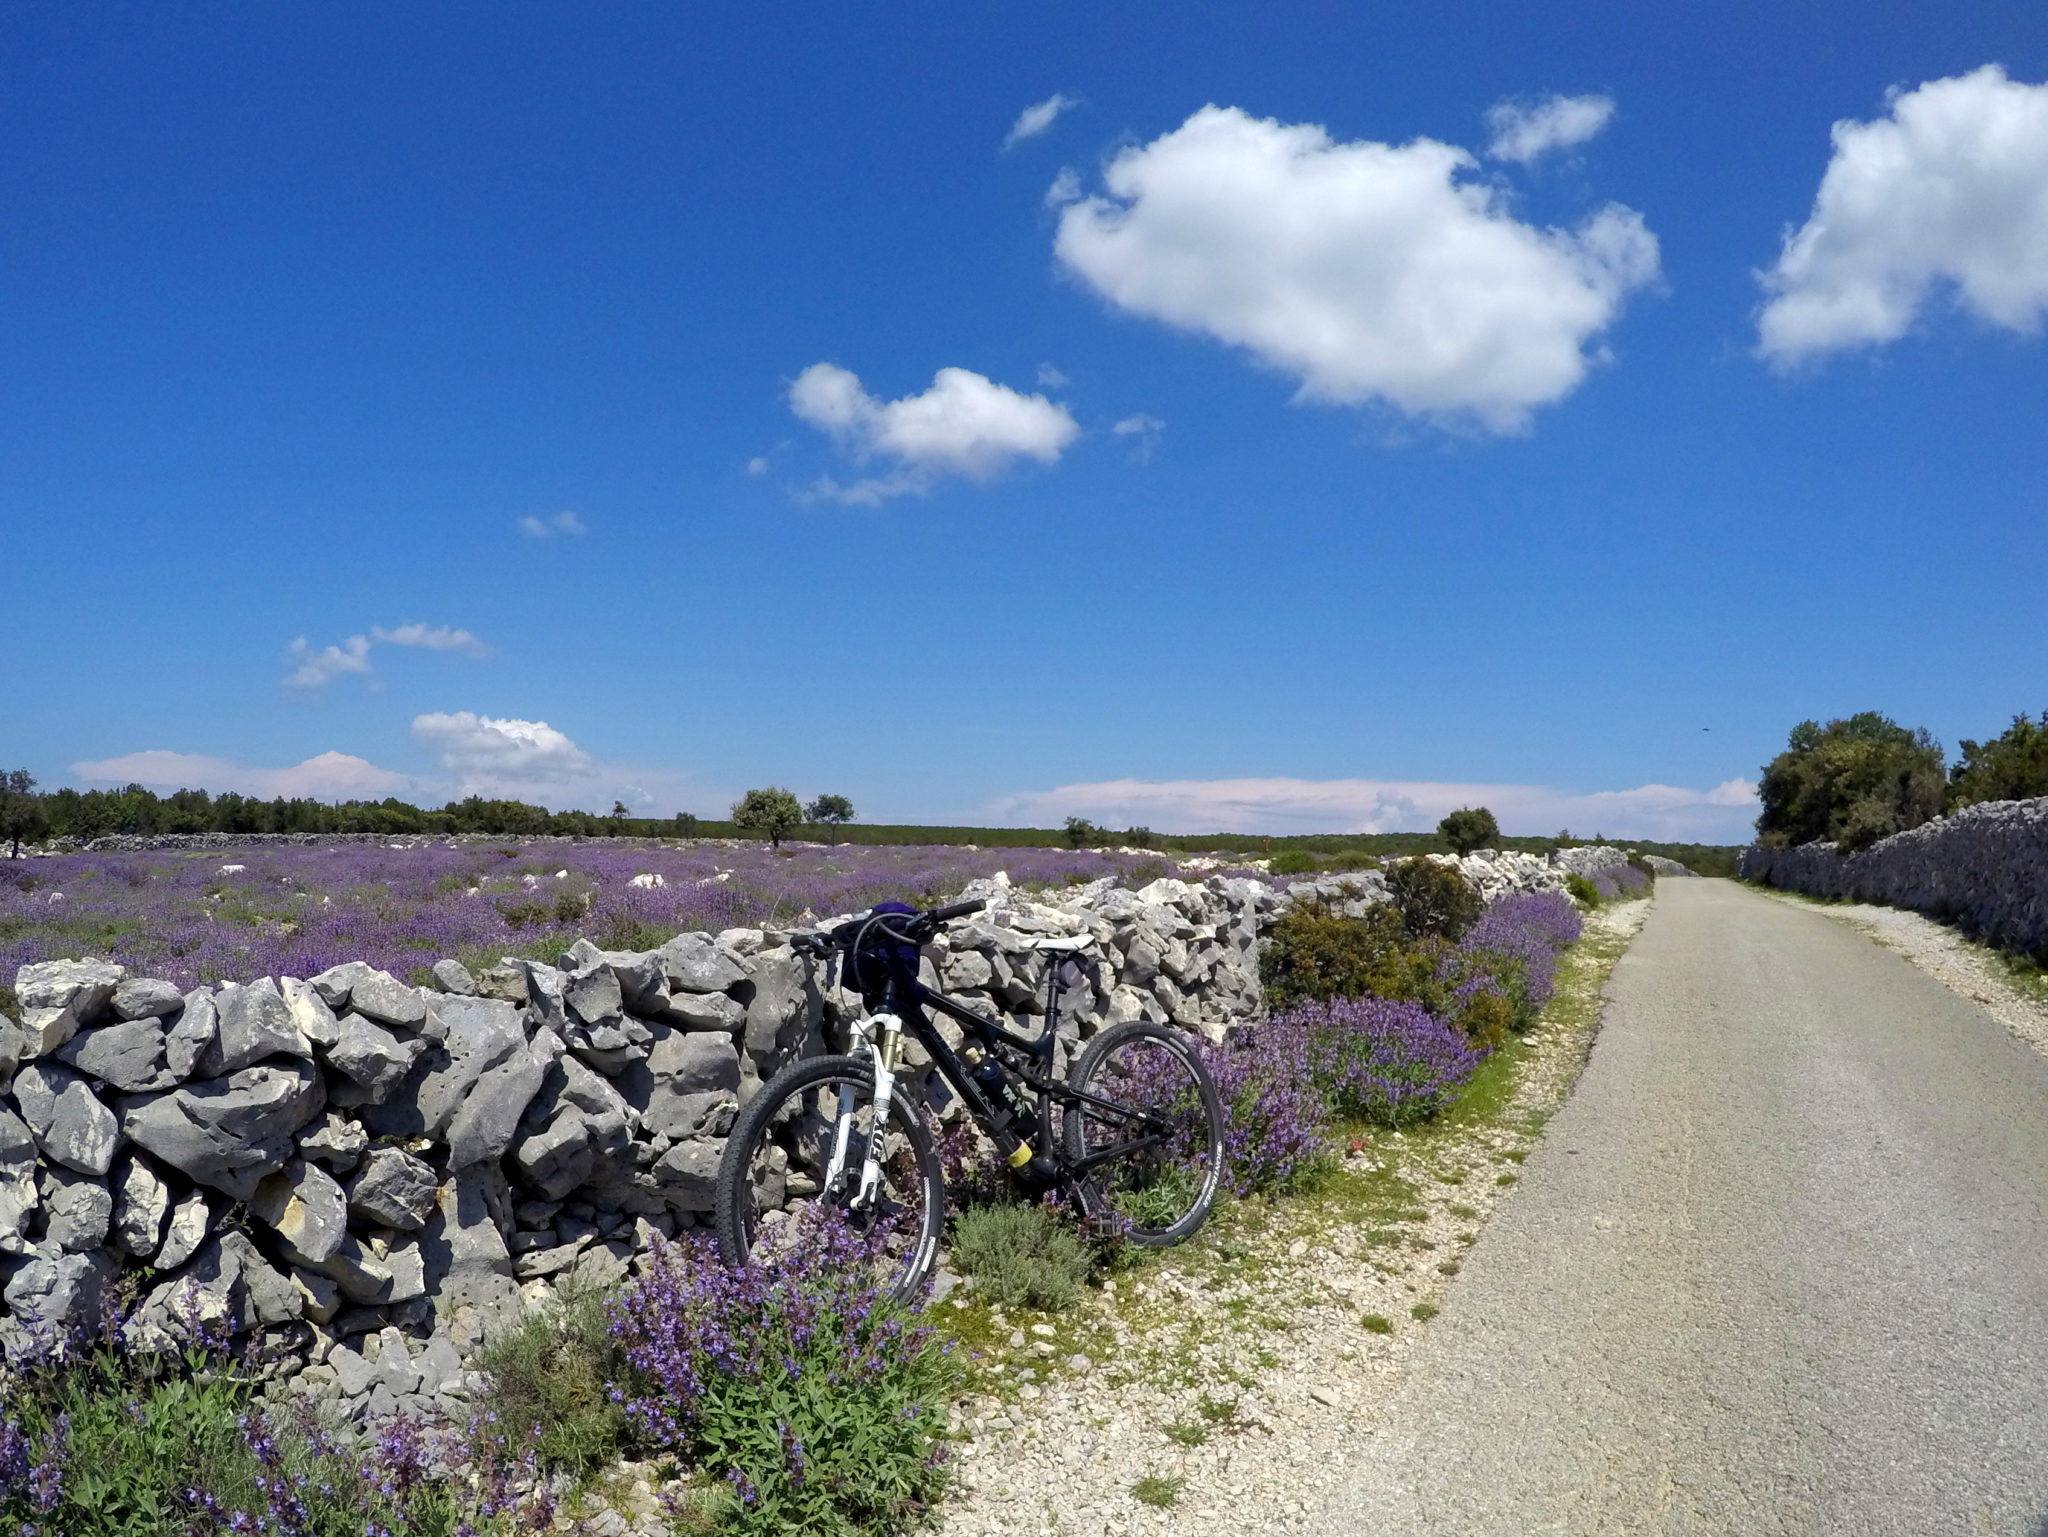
[1756,709,2048,852]
[0,774,862,858]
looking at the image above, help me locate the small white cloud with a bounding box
[989,774,1759,842]
[369,623,491,659]
[518,510,588,538]
[745,456,770,476]
[1036,362,1071,389]
[284,635,373,691]
[787,362,1079,501]
[1052,105,1659,433]
[1044,167,1083,208]
[71,748,412,801]
[285,623,491,689]
[1004,92,1077,150]
[1757,65,2048,365]
[1485,93,1616,164]
[411,711,595,787]
[1111,412,1166,463]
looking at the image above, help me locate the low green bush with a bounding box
[1384,858,1482,942]
[1267,850,1319,875]
[1565,873,1600,908]
[950,1202,1092,1311]
[474,1282,632,1478]
[1259,901,1412,1011]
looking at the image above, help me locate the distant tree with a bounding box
[1949,712,2048,809]
[1123,825,1160,850]
[1756,712,1946,852]
[1437,806,1500,856]
[1063,816,1100,849]
[731,787,804,848]
[805,794,855,825]
[607,800,629,834]
[672,811,699,837]
[0,771,47,858]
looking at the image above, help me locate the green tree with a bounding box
[731,787,803,848]
[1755,712,1946,852]
[1437,806,1500,856]
[1948,712,2048,809]
[607,800,629,834]
[805,794,855,824]
[0,770,48,857]
[672,811,699,837]
[1063,816,1100,849]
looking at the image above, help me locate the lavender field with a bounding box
[0,839,1184,991]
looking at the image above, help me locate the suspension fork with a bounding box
[824,1012,905,1208]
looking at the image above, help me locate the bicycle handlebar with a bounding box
[788,897,986,958]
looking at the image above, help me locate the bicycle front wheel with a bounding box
[1062,1021,1224,1245]
[713,1053,946,1302]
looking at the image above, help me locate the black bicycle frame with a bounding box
[867,949,1176,1190]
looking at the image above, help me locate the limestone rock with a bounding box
[656,934,747,994]
[565,965,625,1029]
[118,1059,325,1202]
[652,1140,721,1211]
[327,1013,425,1102]
[280,977,342,1049]
[4,1247,112,1334]
[156,1190,211,1269]
[165,990,217,1082]
[199,979,310,1076]
[40,1165,112,1252]
[0,1106,37,1254]
[624,1027,739,1142]
[419,1167,518,1316]
[54,1017,173,1092]
[659,990,745,1032]
[430,959,477,996]
[347,1147,438,1231]
[14,1061,121,1175]
[250,1159,350,1265]
[15,958,123,1054]
[512,1053,632,1201]
[111,977,185,1022]
[110,1153,171,1259]
[347,969,428,1029]
[297,1111,370,1172]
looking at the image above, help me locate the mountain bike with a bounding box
[711,897,1226,1300]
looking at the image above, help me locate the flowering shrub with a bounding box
[1197,1032,1332,1196]
[608,1212,959,1536]
[0,1319,555,1537]
[1253,998,1483,1130]
[1457,892,1583,1026]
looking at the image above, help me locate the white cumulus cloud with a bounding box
[71,748,412,801]
[1485,93,1616,164]
[1004,93,1077,150]
[789,363,1079,503]
[1757,65,2048,365]
[1052,105,1660,433]
[410,711,595,788]
[518,510,588,538]
[988,774,1759,843]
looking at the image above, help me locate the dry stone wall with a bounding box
[1739,797,2048,959]
[0,847,1595,1424]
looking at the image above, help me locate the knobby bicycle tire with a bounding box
[712,1052,946,1302]
[1062,1020,1225,1245]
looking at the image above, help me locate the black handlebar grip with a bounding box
[928,897,986,923]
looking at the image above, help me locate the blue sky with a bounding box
[5,1,2046,842]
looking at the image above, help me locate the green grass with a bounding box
[1411,1302,1439,1322]
[1359,1313,1393,1334]
[472,1282,632,1478]
[1131,1473,1185,1509]
[1164,1418,1209,1447]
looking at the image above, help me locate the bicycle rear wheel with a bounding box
[713,1053,945,1302]
[1062,1021,1224,1245]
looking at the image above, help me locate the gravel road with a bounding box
[1319,877,2048,1537]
